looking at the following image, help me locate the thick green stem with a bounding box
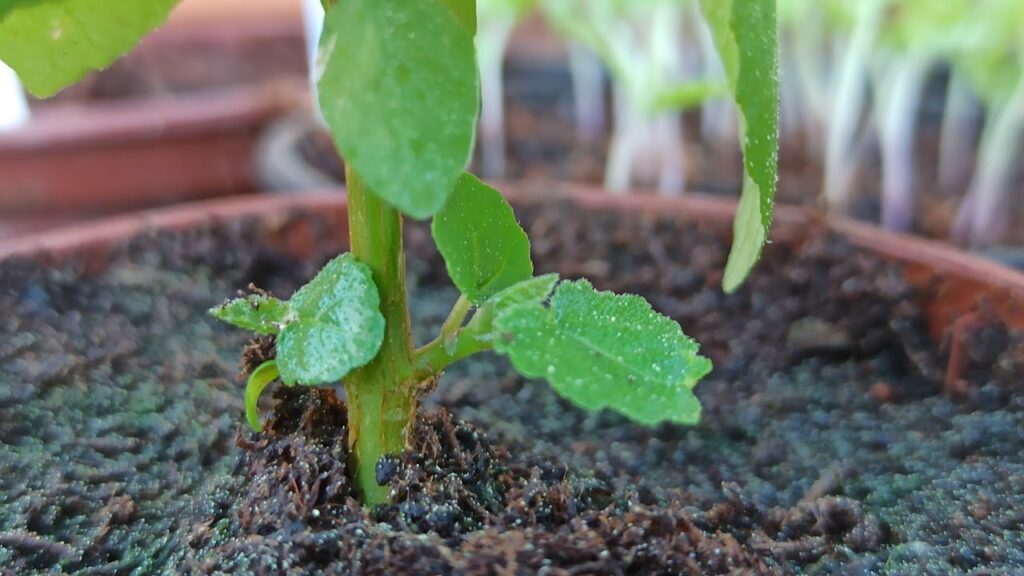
[344,166,418,505]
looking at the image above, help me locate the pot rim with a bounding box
[2,183,1021,334]
[0,83,305,151]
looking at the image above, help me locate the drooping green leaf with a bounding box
[441,0,477,36]
[317,0,479,219]
[722,173,767,293]
[0,0,179,97]
[700,0,779,293]
[493,280,711,425]
[276,254,385,386]
[209,293,288,335]
[245,360,280,433]
[432,174,533,303]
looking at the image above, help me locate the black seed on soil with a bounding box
[950,545,982,569]
[539,462,568,483]
[375,455,400,486]
[399,501,427,524]
[425,505,458,536]
[845,514,890,552]
[970,382,1009,412]
[454,425,478,448]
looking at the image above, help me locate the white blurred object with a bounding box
[302,0,325,122]
[567,42,606,142]
[0,60,29,130]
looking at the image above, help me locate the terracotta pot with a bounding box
[167,0,302,28]
[41,17,306,104]
[552,186,1024,339]
[0,85,304,225]
[2,13,308,238]
[2,184,1022,341]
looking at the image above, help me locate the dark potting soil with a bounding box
[1,201,1022,574]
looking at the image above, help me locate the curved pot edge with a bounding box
[2,185,1022,336]
[3,83,306,150]
[0,192,344,265]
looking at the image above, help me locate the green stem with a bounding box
[439,295,471,347]
[413,332,490,382]
[344,166,418,505]
[413,308,492,381]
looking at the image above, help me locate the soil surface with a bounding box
[1,201,1022,574]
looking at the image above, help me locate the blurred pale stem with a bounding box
[568,42,607,141]
[696,12,735,144]
[0,61,29,130]
[874,53,931,232]
[791,12,829,153]
[606,83,685,195]
[604,3,686,196]
[938,71,979,195]
[824,0,884,212]
[779,38,804,138]
[476,19,516,178]
[952,74,1024,247]
[302,0,325,122]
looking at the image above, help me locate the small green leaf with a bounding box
[276,254,385,386]
[470,273,559,337]
[432,174,533,303]
[478,0,535,23]
[493,280,711,425]
[653,81,729,113]
[245,360,280,433]
[441,0,477,36]
[317,0,479,219]
[700,0,779,293]
[0,0,179,97]
[482,273,558,313]
[209,294,287,335]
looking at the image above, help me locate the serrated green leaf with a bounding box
[493,280,711,425]
[276,254,385,386]
[0,0,179,97]
[245,360,280,433]
[441,0,477,35]
[432,173,533,303]
[209,294,288,335]
[700,0,779,293]
[317,0,479,219]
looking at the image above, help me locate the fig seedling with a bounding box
[0,0,778,504]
